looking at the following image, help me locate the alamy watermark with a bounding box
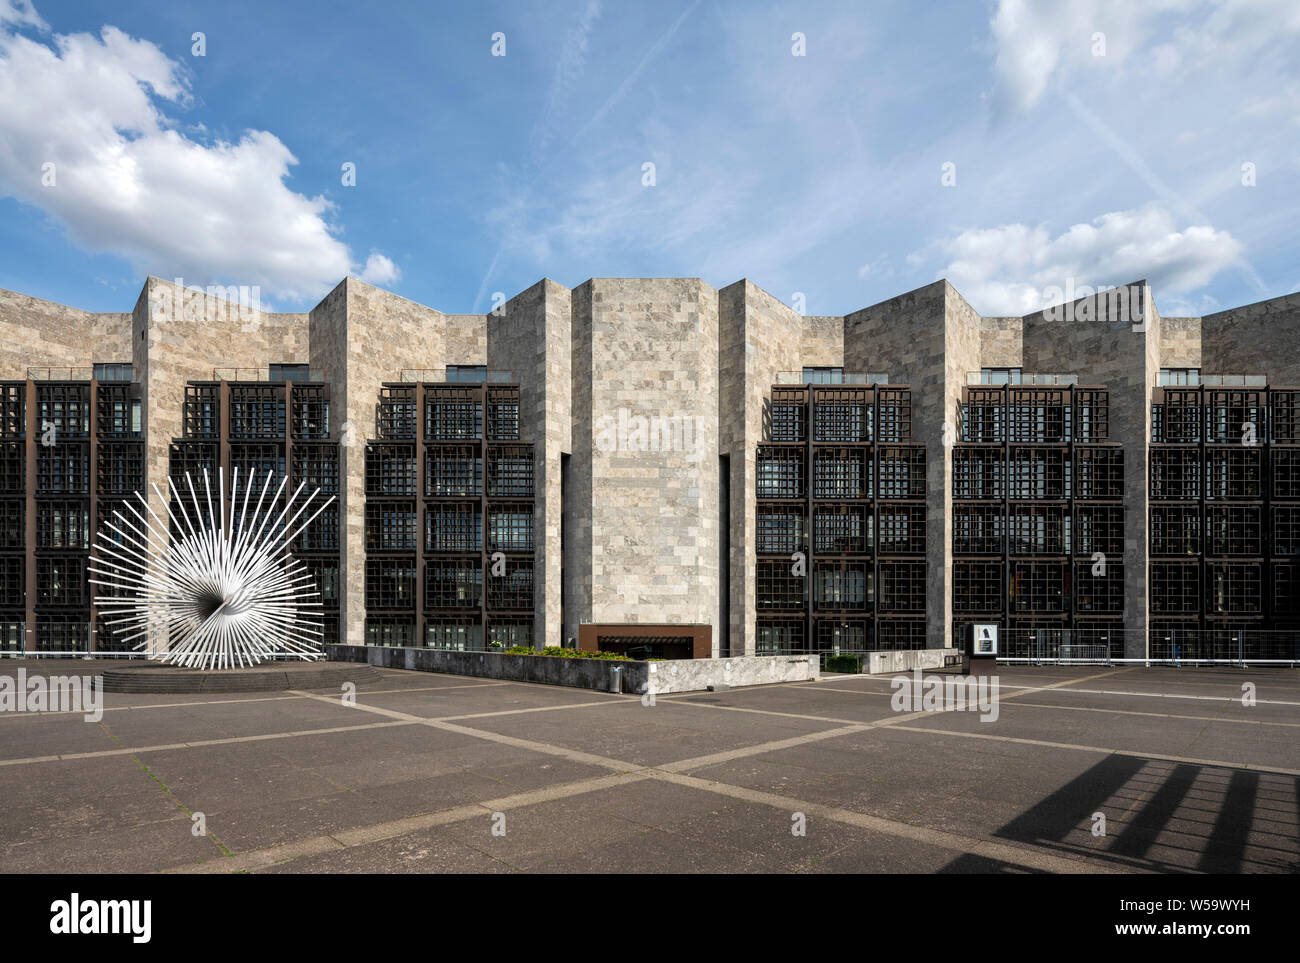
[1040,279,1147,331]
[594,408,706,460]
[0,670,103,722]
[890,668,999,722]
[147,277,263,331]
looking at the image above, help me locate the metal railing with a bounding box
[399,369,515,384]
[774,371,890,385]
[965,372,1080,386]
[0,623,325,661]
[212,367,325,383]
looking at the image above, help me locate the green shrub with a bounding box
[822,654,862,674]
[500,645,631,661]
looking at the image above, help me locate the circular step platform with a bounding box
[100,660,381,694]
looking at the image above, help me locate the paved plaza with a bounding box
[0,663,1296,873]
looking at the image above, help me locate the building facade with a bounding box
[0,275,1296,660]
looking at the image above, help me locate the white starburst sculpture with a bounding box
[90,468,335,670]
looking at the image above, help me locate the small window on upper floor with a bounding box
[447,365,488,383]
[802,367,844,385]
[93,362,134,382]
[269,363,311,383]
[1159,368,1200,386]
[980,367,1022,385]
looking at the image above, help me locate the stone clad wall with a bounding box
[1200,292,1300,383]
[718,281,804,656]
[487,280,570,647]
[579,278,721,630]
[0,288,131,379]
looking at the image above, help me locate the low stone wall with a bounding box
[645,655,818,694]
[865,648,961,676]
[326,644,636,693]
[325,646,818,694]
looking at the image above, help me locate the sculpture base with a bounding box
[99,660,381,694]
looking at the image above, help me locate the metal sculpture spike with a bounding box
[89,468,334,670]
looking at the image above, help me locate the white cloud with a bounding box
[358,253,400,286]
[0,0,44,29]
[922,205,1243,315]
[989,0,1300,115]
[0,10,371,303]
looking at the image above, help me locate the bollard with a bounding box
[611,666,621,694]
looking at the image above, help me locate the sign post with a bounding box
[969,623,998,676]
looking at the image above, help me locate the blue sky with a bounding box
[0,0,1296,317]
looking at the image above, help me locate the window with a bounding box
[757,447,804,499]
[269,363,311,383]
[487,618,532,648]
[487,505,533,553]
[426,396,482,439]
[1009,561,1067,613]
[366,560,416,609]
[365,502,417,552]
[954,561,1002,613]
[377,386,417,439]
[447,365,488,383]
[757,560,804,610]
[877,503,925,554]
[300,560,339,606]
[769,394,806,442]
[292,444,339,494]
[425,559,481,609]
[93,362,134,382]
[814,504,870,554]
[953,504,1003,554]
[1073,447,1124,500]
[813,448,869,499]
[97,443,144,494]
[813,398,868,442]
[487,560,533,609]
[366,444,417,495]
[0,500,21,549]
[1073,560,1123,614]
[295,505,338,552]
[756,619,804,654]
[1159,368,1200,386]
[1208,562,1261,614]
[487,446,533,496]
[37,443,90,494]
[230,444,285,488]
[980,368,1022,386]
[37,501,89,549]
[759,505,808,555]
[878,561,925,612]
[366,617,416,646]
[229,385,285,439]
[37,557,88,606]
[183,384,219,438]
[427,446,481,496]
[426,503,482,553]
[426,617,483,650]
[814,561,870,610]
[877,446,925,499]
[802,367,844,385]
[37,384,90,438]
[96,384,140,438]
[291,386,331,439]
[487,389,520,440]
